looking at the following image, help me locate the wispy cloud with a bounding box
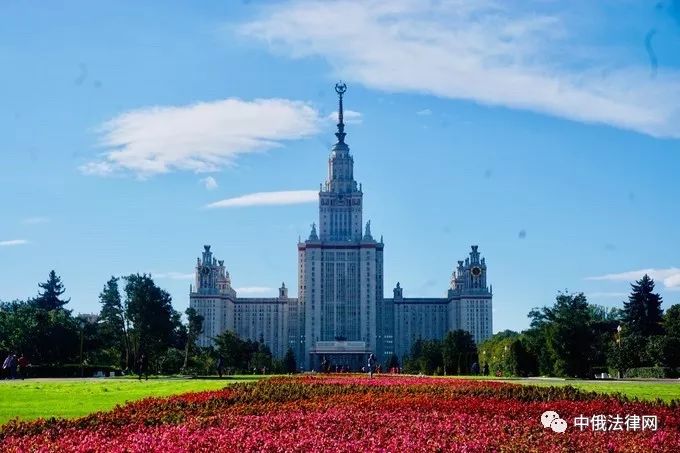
[153,271,194,280]
[81,98,322,177]
[200,176,219,190]
[205,190,318,208]
[22,217,50,225]
[0,239,29,247]
[239,0,680,138]
[326,109,363,124]
[416,108,432,116]
[587,267,680,290]
[235,286,275,294]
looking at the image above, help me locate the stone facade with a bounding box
[189,84,492,369]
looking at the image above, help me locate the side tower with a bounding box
[297,83,385,370]
[448,245,493,342]
[189,245,237,347]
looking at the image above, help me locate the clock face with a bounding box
[471,266,482,277]
[202,267,211,276]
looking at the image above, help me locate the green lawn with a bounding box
[512,378,680,403]
[0,376,261,425]
[3,376,678,426]
[444,375,680,402]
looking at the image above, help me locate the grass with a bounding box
[443,375,680,402]
[0,376,262,425]
[2,375,678,426]
[513,379,680,403]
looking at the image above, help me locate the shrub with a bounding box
[623,367,679,379]
[22,364,121,378]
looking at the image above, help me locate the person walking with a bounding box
[216,356,224,378]
[17,354,29,380]
[2,354,12,380]
[137,353,148,381]
[9,354,18,380]
[367,353,376,378]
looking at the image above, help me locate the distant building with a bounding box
[190,84,493,369]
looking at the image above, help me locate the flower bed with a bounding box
[1,375,679,452]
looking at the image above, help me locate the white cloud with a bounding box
[0,239,29,247]
[205,190,318,208]
[81,98,322,177]
[22,217,50,225]
[416,108,432,116]
[587,267,680,290]
[200,176,219,190]
[235,286,275,294]
[239,0,680,138]
[326,109,363,124]
[153,272,194,280]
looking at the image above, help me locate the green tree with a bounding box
[442,330,477,375]
[404,339,443,375]
[182,307,204,372]
[622,275,663,337]
[528,292,596,378]
[608,334,647,375]
[386,353,400,371]
[98,277,130,368]
[645,335,680,368]
[479,331,535,377]
[663,304,680,338]
[0,299,81,365]
[214,330,245,371]
[33,270,70,311]
[283,347,297,373]
[123,274,176,370]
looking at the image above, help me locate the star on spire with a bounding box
[334,81,347,144]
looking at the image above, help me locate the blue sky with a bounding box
[1,0,679,332]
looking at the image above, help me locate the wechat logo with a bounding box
[541,410,568,433]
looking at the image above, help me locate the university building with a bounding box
[190,84,493,369]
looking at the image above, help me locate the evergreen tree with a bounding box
[98,277,130,368]
[386,353,400,370]
[182,307,204,372]
[622,275,663,337]
[283,347,297,373]
[34,270,70,311]
[442,329,477,375]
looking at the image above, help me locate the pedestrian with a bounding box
[137,353,148,381]
[216,356,224,378]
[9,354,18,380]
[2,354,11,380]
[367,353,376,378]
[17,354,29,380]
[483,363,489,376]
[471,362,480,375]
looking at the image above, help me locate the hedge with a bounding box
[17,364,122,378]
[623,367,680,379]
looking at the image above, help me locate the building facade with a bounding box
[190,84,492,369]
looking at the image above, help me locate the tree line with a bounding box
[0,271,297,377]
[3,271,677,378]
[401,274,679,378]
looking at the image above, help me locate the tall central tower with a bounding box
[295,83,386,370]
[319,83,363,242]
